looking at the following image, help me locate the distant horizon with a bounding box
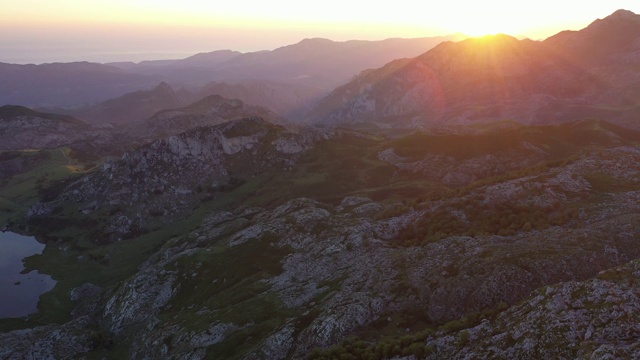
[0,34,470,66]
[1,1,639,65]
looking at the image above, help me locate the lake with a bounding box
[0,231,56,318]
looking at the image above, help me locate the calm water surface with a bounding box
[0,231,56,318]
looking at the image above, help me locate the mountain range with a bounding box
[310,9,640,129]
[59,80,322,125]
[2,9,640,360]
[0,35,464,109]
[109,35,466,89]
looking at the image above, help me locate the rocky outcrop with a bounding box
[0,317,95,360]
[424,259,640,359]
[0,105,89,150]
[27,117,339,240]
[0,283,104,360]
[9,141,640,358]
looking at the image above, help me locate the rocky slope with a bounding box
[420,257,640,359]
[380,119,640,185]
[8,147,640,358]
[6,118,640,358]
[310,10,640,129]
[0,105,89,150]
[28,117,338,240]
[1,92,295,160]
[0,105,146,159]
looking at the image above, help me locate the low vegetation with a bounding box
[394,199,579,246]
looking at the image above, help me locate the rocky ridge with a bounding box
[28,117,339,240]
[8,140,640,358]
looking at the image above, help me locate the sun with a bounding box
[448,12,526,38]
[459,25,507,37]
[456,22,516,38]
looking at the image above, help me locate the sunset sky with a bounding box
[1,0,639,64]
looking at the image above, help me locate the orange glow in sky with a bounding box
[1,0,639,63]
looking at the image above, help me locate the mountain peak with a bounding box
[609,9,638,20]
[589,8,640,28]
[154,81,174,94]
[544,8,640,65]
[190,94,235,108]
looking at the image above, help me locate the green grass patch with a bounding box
[0,149,81,224]
[584,172,640,193]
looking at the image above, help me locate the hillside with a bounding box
[2,117,638,358]
[0,105,89,150]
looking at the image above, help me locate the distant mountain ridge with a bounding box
[0,35,464,110]
[128,94,281,141]
[66,82,188,125]
[110,35,466,90]
[55,79,318,126]
[310,10,640,129]
[0,62,159,107]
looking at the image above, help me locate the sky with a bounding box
[1,0,639,64]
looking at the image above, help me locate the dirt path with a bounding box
[59,149,72,165]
